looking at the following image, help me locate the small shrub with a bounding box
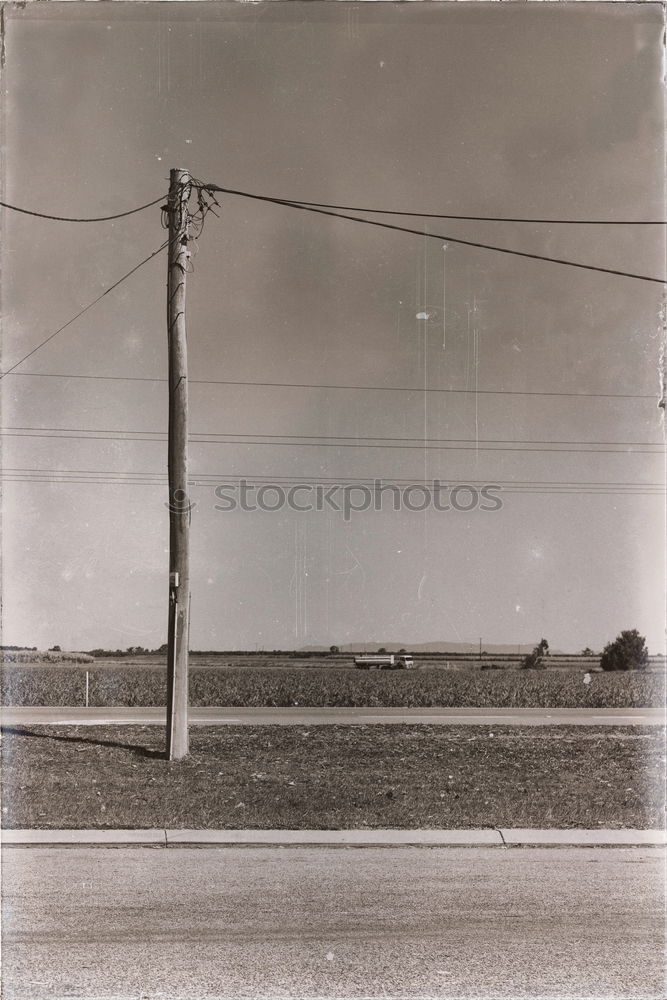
[521,639,549,670]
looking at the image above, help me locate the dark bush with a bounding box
[600,630,649,672]
[521,639,550,670]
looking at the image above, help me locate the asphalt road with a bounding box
[2,706,663,726]
[2,846,664,999]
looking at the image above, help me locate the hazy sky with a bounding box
[2,2,665,653]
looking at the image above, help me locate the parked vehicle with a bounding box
[354,654,415,670]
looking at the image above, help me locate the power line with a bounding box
[2,475,665,496]
[0,240,170,380]
[2,430,662,454]
[204,184,667,284]
[4,469,663,488]
[2,467,661,486]
[1,198,214,379]
[3,371,658,400]
[2,475,661,496]
[0,194,166,223]
[2,481,659,493]
[2,467,662,494]
[2,426,663,447]
[206,186,667,226]
[4,486,663,496]
[2,468,663,485]
[188,477,664,488]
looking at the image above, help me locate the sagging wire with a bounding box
[1,194,167,223]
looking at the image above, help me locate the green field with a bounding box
[2,662,663,708]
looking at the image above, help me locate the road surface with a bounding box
[2,706,664,726]
[2,846,664,999]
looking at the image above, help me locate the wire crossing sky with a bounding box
[203,184,667,283]
[2,181,664,380]
[2,371,658,399]
[0,194,167,222]
[4,186,666,225]
[0,240,170,379]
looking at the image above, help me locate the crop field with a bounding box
[0,650,94,664]
[1,663,663,708]
[8,654,622,671]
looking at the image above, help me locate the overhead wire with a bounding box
[2,184,664,226]
[3,182,663,493]
[4,468,663,488]
[1,430,662,454]
[0,183,219,379]
[205,187,667,225]
[0,194,167,223]
[2,425,663,447]
[0,239,171,380]
[2,372,658,400]
[2,177,664,385]
[1,474,662,495]
[199,183,666,284]
[1,467,665,492]
[3,465,662,496]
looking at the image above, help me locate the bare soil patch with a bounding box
[2,724,663,830]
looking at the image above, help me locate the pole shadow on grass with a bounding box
[0,726,167,759]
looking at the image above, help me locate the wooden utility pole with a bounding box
[166,168,191,760]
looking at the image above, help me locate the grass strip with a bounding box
[1,724,663,830]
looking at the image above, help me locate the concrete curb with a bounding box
[1,829,166,847]
[165,829,502,847]
[2,828,665,848]
[499,828,666,846]
[2,706,664,726]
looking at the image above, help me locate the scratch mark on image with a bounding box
[473,295,480,460]
[291,520,308,642]
[659,287,666,415]
[336,543,366,589]
[442,243,448,351]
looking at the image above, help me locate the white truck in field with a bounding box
[354,653,415,670]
